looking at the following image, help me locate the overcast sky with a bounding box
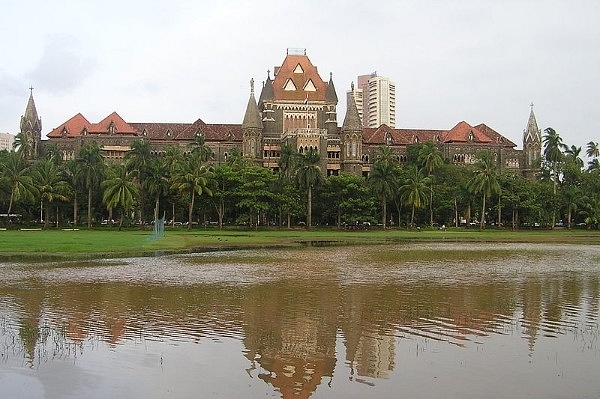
[1,0,598,155]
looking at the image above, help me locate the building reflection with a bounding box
[0,261,598,397]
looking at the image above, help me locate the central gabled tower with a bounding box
[522,103,542,178]
[257,49,339,172]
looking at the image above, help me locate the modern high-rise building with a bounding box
[351,73,396,128]
[0,132,15,151]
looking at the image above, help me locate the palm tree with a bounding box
[296,148,323,228]
[368,159,399,228]
[399,165,431,228]
[588,158,600,173]
[561,185,581,229]
[0,151,36,216]
[468,151,501,229]
[76,141,104,228]
[101,164,139,231]
[564,145,584,169]
[543,127,565,188]
[144,158,169,223]
[125,139,153,223]
[170,153,214,230]
[418,142,444,226]
[586,141,599,159]
[543,128,565,228]
[189,133,212,163]
[12,132,32,160]
[31,158,70,229]
[63,159,83,226]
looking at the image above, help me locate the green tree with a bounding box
[189,133,212,162]
[31,158,70,229]
[76,141,104,228]
[586,141,599,159]
[211,165,242,228]
[144,158,169,223]
[234,166,276,229]
[170,153,214,230]
[399,165,431,228]
[12,132,32,160]
[325,173,375,228]
[296,148,323,228]
[468,151,501,229]
[418,142,444,226]
[0,151,36,216]
[368,159,400,228]
[125,139,154,223]
[101,164,139,230]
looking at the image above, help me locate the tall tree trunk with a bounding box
[56,205,59,228]
[480,194,486,230]
[497,195,501,227]
[430,181,434,227]
[188,191,195,231]
[307,185,312,228]
[382,194,387,229]
[454,198,458,228]
[87,186,93,229]
[154,195,160,223]
[44,203,50,229]
[73,194,78,227]
[411,205,415,228]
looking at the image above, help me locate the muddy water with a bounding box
[0,243,599,398]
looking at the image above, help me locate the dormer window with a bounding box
[385,133,392,145]
[283,78,297,91]
[166,129,172,137]
[61,127,68,137]
[108,122,116,135]
[142,129,148,137]
[468,131,474,141]
[413,135,419,143]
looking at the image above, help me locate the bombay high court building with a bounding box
[21,49,542,177]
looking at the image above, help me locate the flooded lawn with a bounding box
[0,243,599,398]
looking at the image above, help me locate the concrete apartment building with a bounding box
[352,73,396,128]
[0,132,15,151]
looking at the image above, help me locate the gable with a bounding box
[283,78,297,91]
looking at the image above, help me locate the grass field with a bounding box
[0,226,598,261]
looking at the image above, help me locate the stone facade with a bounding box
[35,50,540,177]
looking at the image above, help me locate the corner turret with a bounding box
[19,87,42,159]
[522,103,541,178]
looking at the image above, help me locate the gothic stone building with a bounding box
[34,49,541,176]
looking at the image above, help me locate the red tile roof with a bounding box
[90,112,138,135]
[272,54,328,102]
[47,113,92,138]
[363,124,446,145]
[443,121,492,143]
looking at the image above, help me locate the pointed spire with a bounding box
[326,72,338,104]
[523,102,541,144]
[21,87,42,133]
[342,84,361,132]
[258,70,274,103]
[242,78,263,130]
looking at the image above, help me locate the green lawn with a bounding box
[0,226,598,261]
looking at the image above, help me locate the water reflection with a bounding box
[0,243,599,398]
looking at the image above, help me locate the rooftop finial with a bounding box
[267,69,271,79]
[351,81,354,91]
[29,86,34,95]
[250,78,254,95]
[530,102,534,110]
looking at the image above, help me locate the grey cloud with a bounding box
[27,35,97,94]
